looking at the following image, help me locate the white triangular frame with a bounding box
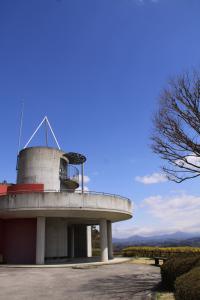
[23,116,61,150]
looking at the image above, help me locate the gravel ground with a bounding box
[0,262,161,300]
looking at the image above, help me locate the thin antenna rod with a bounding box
[45,118,48,147]
[17,101,24,154]
[23,116,46,149]
[46,117,61,149]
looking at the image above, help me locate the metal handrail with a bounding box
[0,189,131,204]
[60,165,79,183]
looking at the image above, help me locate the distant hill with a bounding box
[113,231,200,247]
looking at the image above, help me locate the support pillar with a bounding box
[70,226,75,258]
[81,163,84,193]
[36,216,46,264]
[87,226,92,257]
[107,221,113,259]
[100,219,108,262]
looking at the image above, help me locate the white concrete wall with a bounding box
[17,147,66,191]
[45,218,68,258]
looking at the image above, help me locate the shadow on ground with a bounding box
[81,268,161,299]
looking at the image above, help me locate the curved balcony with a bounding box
[60,164,79,190]
[0,190,133,222]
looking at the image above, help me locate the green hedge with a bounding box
[122,246,200,258]
[175,267,200,300]
[161,255,200,291]
[92,248,101,256]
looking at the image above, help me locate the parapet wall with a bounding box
[0,191,132,222]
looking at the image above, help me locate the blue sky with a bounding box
[1,0,200,237]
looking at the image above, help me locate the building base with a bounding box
[0,217,113,264]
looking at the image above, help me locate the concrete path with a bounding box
[0,262,161,300]
[0,257,131,268]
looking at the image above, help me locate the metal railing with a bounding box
[0,189,131,204]
[59,165,79,184]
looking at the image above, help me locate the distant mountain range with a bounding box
[113,231,200,247]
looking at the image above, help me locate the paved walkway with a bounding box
[0,257,130,268]
[0,262,161,300]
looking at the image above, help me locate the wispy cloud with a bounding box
[78,174,90,184]
[113,191,200,238]
[141,192,200,232]
[135,172,168,184]
[113,223,165,238]
[113,222,200,238]
[92,171,99,176]
[176,154,200,171]
[77,185,89,192]
[77,175,90,191]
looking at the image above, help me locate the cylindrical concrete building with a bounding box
[0,146,132,264]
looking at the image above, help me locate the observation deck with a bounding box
[0,119,133,265]
[0,190,132,223]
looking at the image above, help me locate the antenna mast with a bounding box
[45,117,48,147]
[17,101,24,154]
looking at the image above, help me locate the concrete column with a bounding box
[36,217,46,264]
[100,219,108,262]
[70,226,75,258]
[87,226,92,257]
[107,221,113,259]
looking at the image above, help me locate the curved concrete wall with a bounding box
[17,147,67,191]
[0,192,133,222]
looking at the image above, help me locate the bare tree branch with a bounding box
[151,69,200,183]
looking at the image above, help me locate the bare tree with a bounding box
[151,70,200,183]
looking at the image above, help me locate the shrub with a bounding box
[161,255,200,291]
[122,246,200,258]
[175,267,200,300]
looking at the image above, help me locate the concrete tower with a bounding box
[0,119,132,265]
